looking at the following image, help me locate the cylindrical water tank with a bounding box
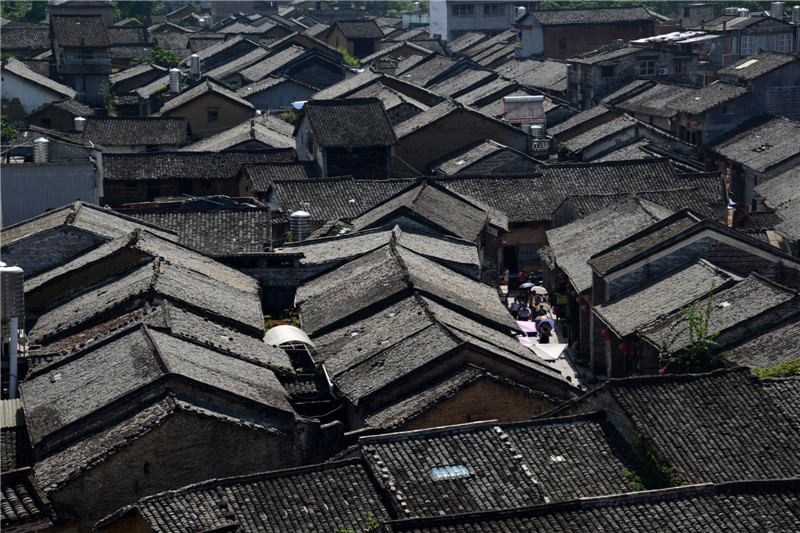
[772,2,785,18]
[793,5,800,22]
[169,68,181,93]
[33,137,49,163]
[0,263,24,319]
[74,116,86,131]
[190,54,200,77]
[290,211,311,242]
[529,125,545,139]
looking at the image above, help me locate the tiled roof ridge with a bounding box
[607,365,754,389]
[142,323,171,375]
[382,477,800,529]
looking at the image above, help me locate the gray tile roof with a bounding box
[527,6,653,25]
[431,140,540,176]
[718,51,799,81]
[121,208,273,255]
[710,115,800,174]
[1,59,76,99]
[474,43,516,68]
[563,115,638,153]
[21,325,291,448]
[359,40,432,65]
[243,161,319,193]
[594,259,740,337]
[447,32,488,55]
[304,98,397,148]
[547,105,613,137]
[50,15,110,47]
[726,317,800,370]
[597,368,800,483]
[203,47,269,80]
[0,26,50,52]
[0,469,50,526]
[103,150,296,181]
[568,45,639,65]
[614,82,697,118]
[461,30,516,59]
[81,117,188,146]
[27,256,263,344]
[269,177,413,223]
[239,45,307,83]
[350,182,489,242]
[396,55,459,86]
[640,273,798,352]
[348,83,428,115]
[454,78,516,107]
[334,19,383,39]
[394,99,459,138]
[295,241,518,337]
[24,97,95,120]
[180,116,295,151]
[310,69,383,99]
[94,459,390,533]
[544,196,674,292]
[754,167,800,241]
[360,412,633,517]
[386,479,800,532]
[236,74,319,98]
[107,25,147,44]
[671,81,749,115]
[428,68,496,99]
[157,79,255,116]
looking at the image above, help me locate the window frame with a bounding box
[600,65,615,78]
[777,33,792,53]
[207,109,220,123]
[451,4,474,16]
[639,60,656,76]
[483,3,505,16]
[740,35,755,56]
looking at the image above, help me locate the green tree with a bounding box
[338,47,360,67]
[134,45,181,69]
[1,1,47,22]
[113,0,162,26]
[2,116,18,143]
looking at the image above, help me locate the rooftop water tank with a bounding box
[190,54,200,77]
[290,211,311,242]
[33,137,49,163]
[793,5,800,22]
[169,68,181,93]
[74,116,86,132]
[0,263,24,319]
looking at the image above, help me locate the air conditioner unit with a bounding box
[658,67,668,75]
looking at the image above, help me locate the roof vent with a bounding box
[169,68,181,93]
[73,116,86,132]
[190,54,201,77]
[33,137,49,163]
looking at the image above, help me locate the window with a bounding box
[451,4,474,16]
[675,60,684,74]
[777,33,793,53]
[559,38,567,50]
[639,60,656,76]
[432,465,470,480]
[207,109,219,123]
[740,35,755,56]
[601,65,615,77]
[484,3,505,15]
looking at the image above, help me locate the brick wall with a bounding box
[397,378,557,431]
[47,409,297,532]
[2,229,104,278]
[542,22,654,59]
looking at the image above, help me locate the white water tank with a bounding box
[290,211,311,242]
[724,7,738,15]
[33,137,49,163]
[74,116,86,131]
[772,2,786,17]
[515,6,526,19]
[793,4,800,21]
[169,68,181,93]
[738,8,750,16]
[529,124,545,139]
[190,54,200,77]
[0,263,24,319]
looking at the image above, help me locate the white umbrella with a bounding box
[531,286,548,295]
[519,282,535,289]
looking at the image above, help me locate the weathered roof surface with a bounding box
[122,208,272,255]
[614,82,696,118]
[203,47,270,80]
[594,259,740,337]
[448,32,488,54]
[107,25,147,44]
[428,68,496,98]
[334,19,383,39]
[238,45,307,83]
[22,325,290,449]
[348,82,428,115]
[236,74,318,99]
[296,242,517,337]
[0,469,51,527]
[270,177,413,223]
[527,6,653,25]
[568,45,638,65]
[243,161,319,193]
[24,97,95,120]
[544,196,674,292]
[103,150,296,181]
[158,79,255,116]
[283,225,479,273]
[671,81,749,115]
[386,479,800,533]
[360,413,633,517]
[710,115,800,173]
[587,212,702,276]
[726,318,800,370]
[359,40,432,65]
[28,258,263,344]
[50,15,110,47]
[547,104,613,137]
[432,139,538,176]
[455,77,516,107]
[0,26,50,51]
[461,30,516,59]
[1,59,76,99]
[81,117,188,146]
[397,55,459,87]
[640,274,798,351]
[600,368,800,483]
[719,51,798,81]
[350,182,489,242]
[394,99,460,138]
[180,116,295,151]
[304,98,397,148]
[474,42,516,68]
[311,69,383,100]
[754,167,800,241]
[563,115,637,153]
[110,62,167,92]
[495,58,567,92]
[597,139,656,162]
[95,459,389,533]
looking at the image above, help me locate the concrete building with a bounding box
[429,0,540,41]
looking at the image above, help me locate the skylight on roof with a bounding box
[735,59,759,69]
[432,465,470,480]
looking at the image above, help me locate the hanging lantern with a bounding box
[601,328,615,339]
[580,304,589,313]
[619,343,633,353]
[671,116,679,123]
[575,296,585,305]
